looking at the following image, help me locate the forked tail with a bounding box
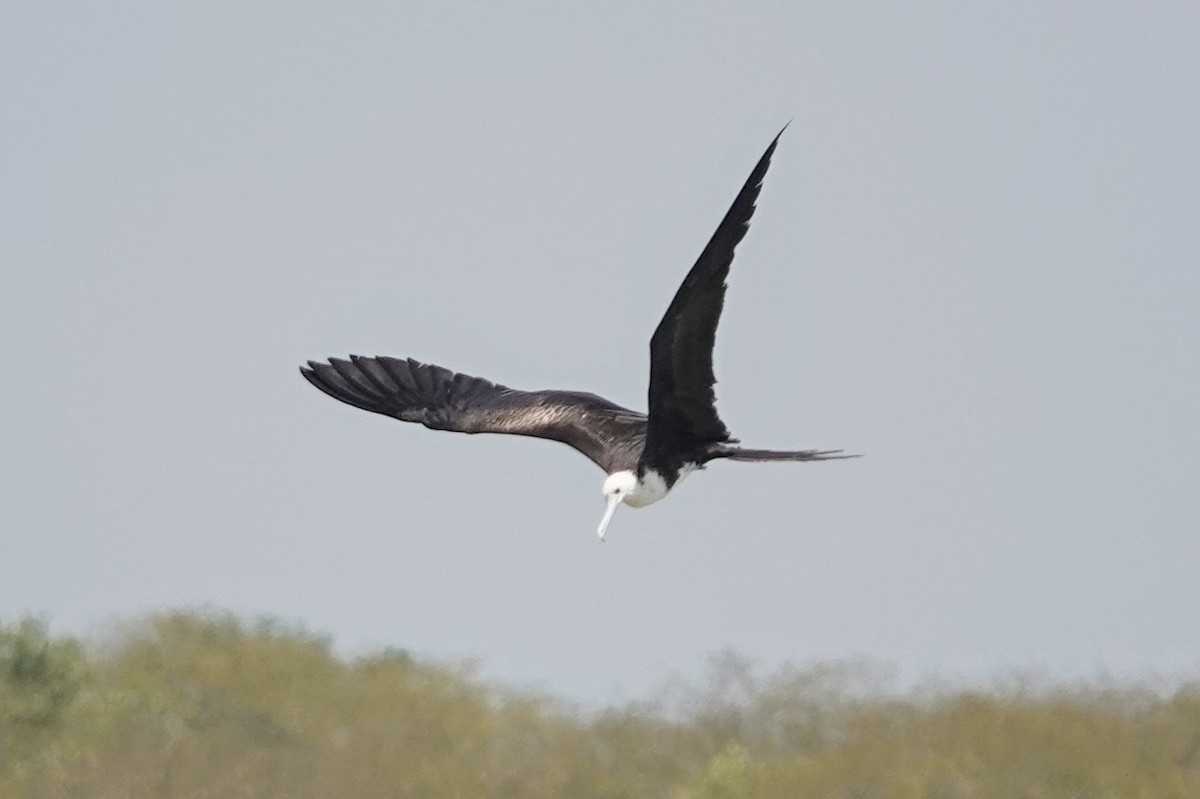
[712,446,859,462]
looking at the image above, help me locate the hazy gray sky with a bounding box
[4,3,1198,701]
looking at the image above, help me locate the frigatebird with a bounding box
[302,127,853,540]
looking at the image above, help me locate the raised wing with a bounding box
[301,355,646,473]
[644,126,785,463]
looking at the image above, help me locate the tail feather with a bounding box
[714,447,859,462]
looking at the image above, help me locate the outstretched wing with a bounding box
[301,355,646,473]
[644,126,786,462]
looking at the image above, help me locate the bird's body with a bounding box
[302,127,853,539]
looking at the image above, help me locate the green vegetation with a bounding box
[2,611,1198,798]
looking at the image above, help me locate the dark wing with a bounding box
[300,355,646,473]
[644,126,785,464]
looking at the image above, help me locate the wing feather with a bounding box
[301,355,646,473]
[644,126,786,463]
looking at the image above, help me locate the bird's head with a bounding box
[597,470,638,541]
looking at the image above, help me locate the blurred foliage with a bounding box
[1,611,1199,798]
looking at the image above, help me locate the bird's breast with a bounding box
[624,464,697,508]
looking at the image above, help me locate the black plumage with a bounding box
[643,126,783,475]
[301,356,647,474]
[301,127,853,537]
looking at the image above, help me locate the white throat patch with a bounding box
[604,465,696,509]
[624,470,666,507]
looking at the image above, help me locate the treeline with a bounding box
[2,611,1199,798]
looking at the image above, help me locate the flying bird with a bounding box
[302,127,854,540]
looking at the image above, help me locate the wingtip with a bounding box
[299,363,321,388]
[756,123,789,176]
